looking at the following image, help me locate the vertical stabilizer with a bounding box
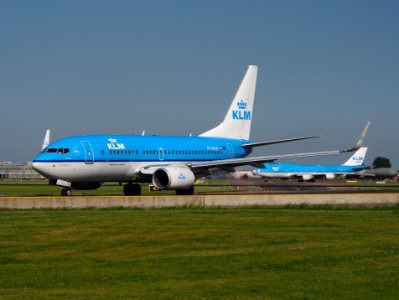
[42,129,51,150]
[199,65,258,140]
[343,147,368,166]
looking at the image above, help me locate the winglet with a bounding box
[42,129,51,150]
[341,121,370,152]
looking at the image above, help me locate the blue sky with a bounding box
[1,0,398,168]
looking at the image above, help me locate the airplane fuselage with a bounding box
[255,163,364,178]
[33,135,251,182]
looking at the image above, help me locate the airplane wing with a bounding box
[135,150,341,177]
[136,122,369,176]
[190,127,370,171]
[241,136,319,148]
[188,150,341,171]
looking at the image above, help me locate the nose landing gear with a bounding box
[61,188,72,196]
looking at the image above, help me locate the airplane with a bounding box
[253,147,368,181]
[32,65,361,196]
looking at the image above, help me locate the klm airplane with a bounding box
[253,147,368,181]
[32,65,358,196]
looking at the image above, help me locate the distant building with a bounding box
[0,162,44,179]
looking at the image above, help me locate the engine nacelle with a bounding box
[325,173,336,180]
[301,174,314,181]
[152,166,195,190]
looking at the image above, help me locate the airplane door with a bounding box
[226,143,234,159]
[81,141,94,164]
[158,147,165,161]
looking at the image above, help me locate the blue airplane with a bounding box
[32,65,360,196]
[253,147,368,181]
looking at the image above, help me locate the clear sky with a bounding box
[1,0,398,168]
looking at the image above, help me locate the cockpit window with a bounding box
[43,148,70,154]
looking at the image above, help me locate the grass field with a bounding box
[0,208,398,299]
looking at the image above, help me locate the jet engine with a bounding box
[152,166,195,190]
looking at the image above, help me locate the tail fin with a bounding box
[343,147,368,166]
[199,65,258,140]
[42,129,51,150]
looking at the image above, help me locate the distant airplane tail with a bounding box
[199,65,257,140]
[343,147,367,166]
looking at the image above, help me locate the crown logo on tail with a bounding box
[237,99,247,110]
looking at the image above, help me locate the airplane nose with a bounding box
[32,161,49,176]
[31,162,41,173]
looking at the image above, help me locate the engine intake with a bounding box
[152,166,195,190]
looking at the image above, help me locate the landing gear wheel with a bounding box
[61,188,72,196]
[176,186,194,195]
[124,183,141,196]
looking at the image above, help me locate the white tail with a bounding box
[199,65,258,140]
[343,147,368,166]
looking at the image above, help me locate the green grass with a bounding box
[0,208,398,299]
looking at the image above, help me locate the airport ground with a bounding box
[1,179,398,299]
[0,207,398,299]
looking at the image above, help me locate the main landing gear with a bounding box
[123,183,142,196]
[61,188,72,196]
[176,186,194,195]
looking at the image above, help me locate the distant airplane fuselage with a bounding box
[254,147,368,181]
